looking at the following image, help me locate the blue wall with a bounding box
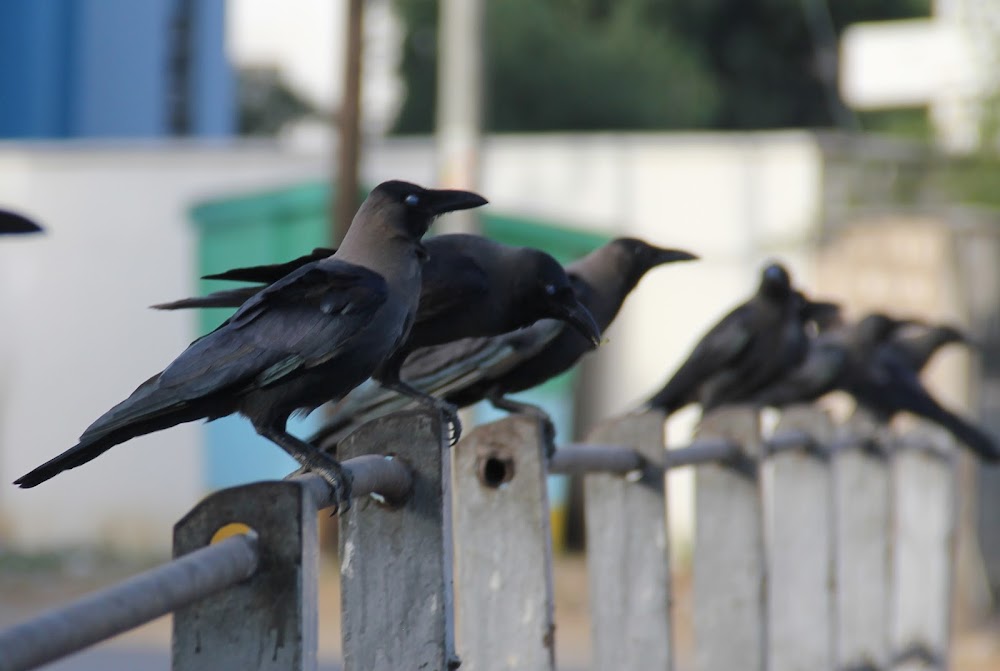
[0,0,233,138]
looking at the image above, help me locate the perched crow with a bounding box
[644,263,807,416]
[750,312,904,408]
[887,322,973,374]
[311,238,697,448]
[15,181,488,509]
[754,313,998,462]
[857,321,997,461]
[153,234,602,440]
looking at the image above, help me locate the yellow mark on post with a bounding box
[211,522,254,544]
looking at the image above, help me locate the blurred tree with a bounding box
[237,66,322,136]
[395,0,718,132]
[658,0,931,129]
[393,0,930,133]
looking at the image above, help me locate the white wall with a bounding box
[0,142,324,552]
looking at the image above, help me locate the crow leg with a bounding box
[486,389,556,457]
[386,380,462,445]
[374,362,462,445]
[259,427,353,514]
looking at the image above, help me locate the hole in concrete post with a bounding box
[478,454,515,488]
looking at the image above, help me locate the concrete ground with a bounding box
[0,550,997,670]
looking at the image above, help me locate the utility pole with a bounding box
[334,0,364,244]
[435,0,484,235]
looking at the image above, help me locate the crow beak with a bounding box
[423,189,489,215]
[0,209,43,235]
[654,247,698,265]
[960,333,982,349]
[550,296,602,348]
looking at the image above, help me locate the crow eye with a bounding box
[544,284,556,296]
[404,194,420,206]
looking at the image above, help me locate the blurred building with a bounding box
[841,0,1000,152]
[0,0,232,138]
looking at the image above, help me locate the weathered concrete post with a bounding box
[583,410,672,671]
[832,409,892,670]
[691,406,766,671]
[452,414,556,671]
[764,405,835,671]
[173,480,319,671]
[338,410,456,671]
[889,424,957,671]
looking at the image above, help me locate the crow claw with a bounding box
[442,404,463,445]
[314,456,352,515]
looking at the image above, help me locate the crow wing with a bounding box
[81,260,387,443]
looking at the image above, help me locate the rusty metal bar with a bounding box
[333,0,363,243]
[765,427,829,458]
[0,534,258,671]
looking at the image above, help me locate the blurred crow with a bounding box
[754,313,998,462]
[750,312,903,408]
[644,262,807,415]
[858,321,997,461]
[887,322,973,374]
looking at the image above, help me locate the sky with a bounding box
[225,0,404,133]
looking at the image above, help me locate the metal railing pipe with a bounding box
[295,454,413,509]
[0,452,415,671]
[0,534,258,671]
[549,443,644,474]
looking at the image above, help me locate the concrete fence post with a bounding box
[889,425,957,671]
[764,405,835,671]
[172,479,319,671]
[583,410,672,671]
[691,406,766,671]
[452,415,556,671]
[337,410,456,671]
[832,410,892,670]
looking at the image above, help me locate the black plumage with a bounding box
[644,263,807,416]
[311,238,697,448]
[753,313,998,462]
[886,323,972,374]
[855,322,997,462]
[15,181,488,507]
[153,234,603,440]
[750,312,901,408]
[0,208,43,235]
